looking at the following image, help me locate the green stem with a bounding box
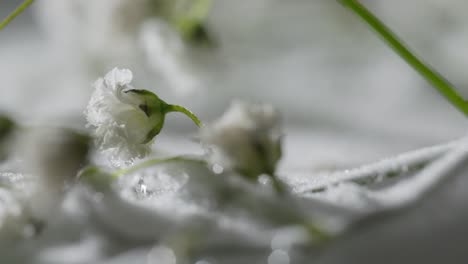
[166,104,203,127]
[339,0,468,117]
[112,156,205,178]
[0,0,35,31]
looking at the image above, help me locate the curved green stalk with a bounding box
[0,0,35,31]
[339,0,468,117]
[112,156,205,178]
[166,104,203,127]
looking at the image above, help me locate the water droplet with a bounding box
[140,180,147,193]
[147,246,176,264]
[212,163,224,174]
[258,174,271,185]
[268,250,289,264]
[134,178,154,199]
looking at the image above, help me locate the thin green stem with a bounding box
[0,0,35,31]
[339,0,468,117]
[166,104,203,127]
[112,156,205,178]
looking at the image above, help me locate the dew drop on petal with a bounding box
[133,178,155,199]
[258,174,271,185]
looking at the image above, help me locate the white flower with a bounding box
[201,101,283,179]
[85,68,163,163]
[85,68,201,165]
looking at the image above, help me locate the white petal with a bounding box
[104,68,133,92]
[85,68,155,166]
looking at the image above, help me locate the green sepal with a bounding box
[125,89,202,144]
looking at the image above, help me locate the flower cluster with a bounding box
[85,67,284,185]
[86,68,283,179]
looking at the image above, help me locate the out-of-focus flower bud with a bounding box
[18,128,90,221]
[201,101,283,180]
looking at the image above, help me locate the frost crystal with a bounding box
[85,68,159,164]
[201,101,282,179]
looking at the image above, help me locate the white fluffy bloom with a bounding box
[201,101,283,179]
[86,68,203,164]
[85,68,161,163]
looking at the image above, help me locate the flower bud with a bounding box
[201,101,283,180]
[20,128,90,185]
[85,68,201,164]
